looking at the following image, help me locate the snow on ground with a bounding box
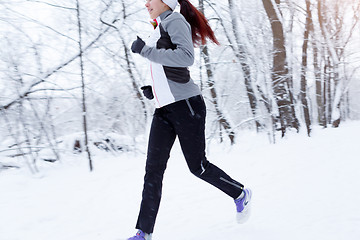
[1,121,360,240]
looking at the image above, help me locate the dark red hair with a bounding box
[178,0,219,46]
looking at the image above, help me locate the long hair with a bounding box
[178,0,219,46]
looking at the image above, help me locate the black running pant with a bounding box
[136,95,243,233]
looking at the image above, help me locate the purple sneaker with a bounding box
[234,188,252,223]
[128,230,152,240]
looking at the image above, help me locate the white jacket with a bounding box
[140,10,201,108]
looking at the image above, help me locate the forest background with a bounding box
[1,0,360,172]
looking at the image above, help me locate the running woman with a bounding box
[128,1,252,239]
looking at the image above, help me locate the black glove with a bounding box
[141,85,154,100]
[131,36,145,54]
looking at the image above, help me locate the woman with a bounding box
[129,0,252,239]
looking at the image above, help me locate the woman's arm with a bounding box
[140,16,194,67]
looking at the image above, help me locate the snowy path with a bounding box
[1,122,360,240]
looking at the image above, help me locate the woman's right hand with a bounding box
[131,36,145,54]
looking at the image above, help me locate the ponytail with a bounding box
[178,0,219,46]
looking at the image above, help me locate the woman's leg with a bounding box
[167,96,244,199]
[136,109,176,233]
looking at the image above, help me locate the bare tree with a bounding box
[76,0,93,171]
[227,0,261,131]
[199,0,236,144]
[300,0,312,136]
[0,0,123,171]
[100,0,151,123]
[262,0,299,136]
[314,0,360,127]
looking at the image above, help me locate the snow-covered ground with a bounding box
[1,122,360,240]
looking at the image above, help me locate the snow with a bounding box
[1,122,360,240]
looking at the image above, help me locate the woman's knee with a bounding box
[188,159,209,177]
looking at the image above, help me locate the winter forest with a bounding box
[1,0,360,172]
[1,0,360,239]
[1,0,360,163]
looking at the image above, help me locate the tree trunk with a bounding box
[262,0,299,137]
[312,39,326,126]
[324,56,332,125]
[300,0,312,136]
[76,0,93,171]
[317,0,343,127]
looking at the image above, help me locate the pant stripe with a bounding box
[220,177,244,190]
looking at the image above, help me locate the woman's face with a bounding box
[145,0,170,19]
